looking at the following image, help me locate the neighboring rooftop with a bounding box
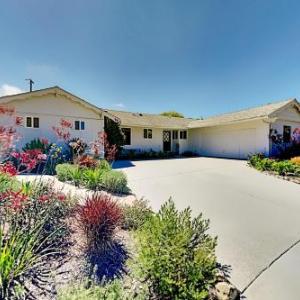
[105,109,193,129]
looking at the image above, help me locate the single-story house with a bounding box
[0,86,299,159]
[108,99,300,158]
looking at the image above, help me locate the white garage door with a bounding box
[202,128,256,159]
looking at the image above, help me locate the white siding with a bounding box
[0,94,104,151]
[271,105,300,134]
[122,126,189,154]
[188,120,270,159]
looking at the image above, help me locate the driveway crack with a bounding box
[241,238,300,294]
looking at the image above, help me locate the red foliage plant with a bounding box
[0,161,17,176]
[77,155,98,169]
[76,194,123,250]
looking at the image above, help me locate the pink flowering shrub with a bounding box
[91,131,118,162]
[0,105,23,160]
[52,118,72,141]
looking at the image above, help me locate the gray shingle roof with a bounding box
[105,110,192,129]
[107,99,299,129]
[189,98,298,128]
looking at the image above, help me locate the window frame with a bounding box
[180,130,187,140]
[25,116,39,129]
[122,127,131,145]
[143,128,152,139]
[74,120,85,131]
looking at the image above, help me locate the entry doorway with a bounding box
[163,130,171,152]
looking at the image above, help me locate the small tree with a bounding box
[136,199,217,299]
[104,117,124,153]
[160,111,184,118]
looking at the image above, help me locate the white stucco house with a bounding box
[108,99,300,158]
[0,86,299,159]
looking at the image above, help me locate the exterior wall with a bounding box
[270,106,300,155]
[188,120,270,159]
[0,94,104,153]
[271,105,300,134]
[121,126,189,154]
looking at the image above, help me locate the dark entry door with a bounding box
[163,130,171,152]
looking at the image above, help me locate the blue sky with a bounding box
[1,0,300,118]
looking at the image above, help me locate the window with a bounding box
[33,117,39,128]
[75,120,85,131]
[26,117,32,128]
[283,125,291,143]
[75,121,80,130]
[172,130,178,140]
[122,128,131,145]
[180,130,187,140]
[143,128,152,139]
[26,117,39,128]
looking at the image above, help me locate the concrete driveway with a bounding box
[114,157,300,299]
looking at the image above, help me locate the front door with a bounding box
[163,130,171,152]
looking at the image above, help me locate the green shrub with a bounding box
[249,154,300,176]
[272,160,299,176]
[55,163,78,181]
[82,168,103,190]
[98,159,112,171]
[101,170,129,193]
[136,199,217,300]
[121,198,153,230]
[58,279,149,300]
[56,162,129,193]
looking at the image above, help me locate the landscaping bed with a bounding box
[248,154,300,184]
[0,169,240,299]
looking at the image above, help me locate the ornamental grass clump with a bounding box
[76,194,128,281]
[136,199,217,300]
[76,194,123,251]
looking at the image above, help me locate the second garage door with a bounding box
[201,128,257,159]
